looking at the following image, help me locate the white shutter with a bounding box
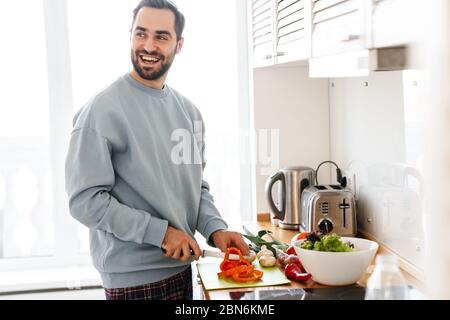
[277,0,306,46]
[252,0,275,66]
[311,0,367,57]
[275,0,309,63]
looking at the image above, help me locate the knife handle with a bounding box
[161,248,196,255]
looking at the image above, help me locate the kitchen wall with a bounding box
[252,66,427,269]
[253,65,330,214]
[250,0,449,299]
[329,70,426,270]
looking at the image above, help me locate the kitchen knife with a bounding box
[162,248,250,261]
[201,249,251,261]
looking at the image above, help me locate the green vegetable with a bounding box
[301,240,314,250]
[242,226,289,255]
[300,233,354,252]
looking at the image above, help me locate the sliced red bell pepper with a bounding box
[219,260,238,271]
[219,248,251,271]
[231,269,263,282]
[218,265,251,278]
[218,248,263,283]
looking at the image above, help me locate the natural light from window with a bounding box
[67,0,241,226]
[0,0,246,282]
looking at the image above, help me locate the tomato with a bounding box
[296,232,309,241]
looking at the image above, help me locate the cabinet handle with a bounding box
[264,54,273,59]
[339,34,360,43]
[276,52,285,57]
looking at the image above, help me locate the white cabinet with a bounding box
[371,0,421,48]
[250,0,414,74]
[308,0,413,77]
[276,0,311,64]
[311,0,369,58]
[251,0,310,67]
[252,0,276,67]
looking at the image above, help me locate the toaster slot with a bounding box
[320,202,329,215]
[339,199,351,228]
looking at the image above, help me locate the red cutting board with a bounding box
[196,262,290,291]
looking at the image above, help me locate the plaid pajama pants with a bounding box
[104,266,193,300]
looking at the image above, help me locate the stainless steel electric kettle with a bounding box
[265,166,316,230]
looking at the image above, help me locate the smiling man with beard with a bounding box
[65,0,249,300]
[130,9,177,84]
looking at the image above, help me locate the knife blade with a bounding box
[162,248,250,261]
[201,249,252,261]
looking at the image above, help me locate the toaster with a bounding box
[300,185,357,237]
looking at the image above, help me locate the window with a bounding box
[0,0,252,290]
[67,0,251,223]
[67,0,134,113]
[0,0,53,259]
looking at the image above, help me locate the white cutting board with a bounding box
[196,262,290,291]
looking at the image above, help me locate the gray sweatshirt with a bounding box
[65,73,228,289]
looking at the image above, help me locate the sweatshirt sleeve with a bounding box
[194,124,228,247]
[65,127,168,247]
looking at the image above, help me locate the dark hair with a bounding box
[132,0,185,41]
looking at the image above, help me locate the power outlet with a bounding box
[342,170,357,199]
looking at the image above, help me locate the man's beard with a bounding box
[131,49,175,81]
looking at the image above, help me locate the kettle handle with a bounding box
[265,171,285,221]
[403,166,425,199]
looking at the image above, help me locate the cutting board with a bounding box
[196,262,290,291]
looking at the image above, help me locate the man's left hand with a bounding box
[210,230,250,256]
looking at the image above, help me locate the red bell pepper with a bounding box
[219,247,250,271]
[286,245,297,256]
[285,254,307,273]
[284,263,311,282]
[218,248,264,283]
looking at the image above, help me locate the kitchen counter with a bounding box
[196,216,425,300]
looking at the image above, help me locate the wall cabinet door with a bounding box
[372,0,421,48]
[275,0,310,64]
[251,0,416,71]
[311,0,369,58]
[252,0,276,67]
[252,0,310,67]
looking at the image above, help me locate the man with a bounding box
[65,0,249,300]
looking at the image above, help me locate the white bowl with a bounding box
[293,237,379,286]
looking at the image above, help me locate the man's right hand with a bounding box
[161,226,201,262]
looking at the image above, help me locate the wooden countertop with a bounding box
[196,217,424,300]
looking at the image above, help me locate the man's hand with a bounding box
[162,226,201,261]
[210,230,250,256]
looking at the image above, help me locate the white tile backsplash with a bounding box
[330,70,426,270]
[253,66,330,214]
